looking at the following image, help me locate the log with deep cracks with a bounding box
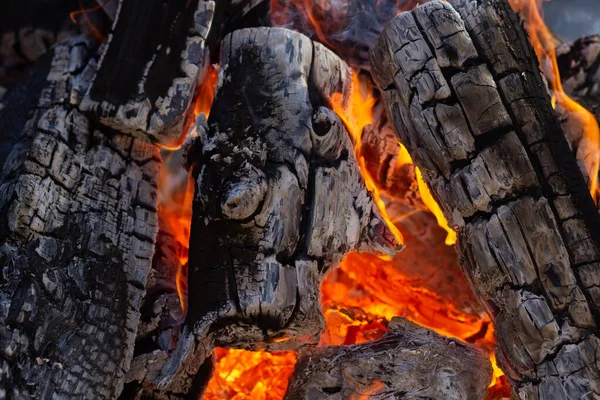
[0,0,215,398]
[154,26,403,393]
[370,0,600,398]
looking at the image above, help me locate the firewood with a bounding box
[153,27,403,393]
[370,0,600,398]
[284,317,492,400]
[0,2,214,398]
[0,36,161,399]
[80,0,215,147]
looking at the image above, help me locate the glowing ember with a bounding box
[350,380,385,400]
[509,0,600,203]
[203,348,297,400]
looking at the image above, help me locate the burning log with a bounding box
[80,0,215,147]
[154,26,403,393]
[0,0,215,398]
[370,0,600,398]
[0,36,161,399]
[284,317,492,400]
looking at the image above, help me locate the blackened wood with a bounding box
[153,27,402,393]
[284,317,491,400]
[370,0,600,398]
[0,37,160,399]
[80,0,215,146]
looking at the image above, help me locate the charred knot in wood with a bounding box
[311,107,345,160]
[312,107,336,137]
[220,174,268,220]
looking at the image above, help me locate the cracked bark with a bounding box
[370,0,600,398]
[0,0,214,397]
[0,36,160,399]
[284,317,491,400]
[152,26,405,394]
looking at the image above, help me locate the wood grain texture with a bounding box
[80,0,215,146]
[370,0,600,398]
[284,317,491,400]
[0,37,160,399]
[154,27,403,394]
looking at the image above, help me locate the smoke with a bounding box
[544,0,600,41]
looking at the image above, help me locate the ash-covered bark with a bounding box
[0,37,160,399]
[0,1,214,397]
[154,27,403,394]
[370,0,600,398]
[284,317,491,400]
[80,0,215,147]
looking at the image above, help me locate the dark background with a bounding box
[544,0,600,40]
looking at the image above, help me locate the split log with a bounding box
[370,0,600,398]
[284,317,492,400]
[80,0,215,146]
[153,27,402,393]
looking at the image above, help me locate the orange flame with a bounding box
[509,0,600,202]
[350,380,385,400]
[194,65,219,117]
[330,72,404,248]
[158,160,194,313]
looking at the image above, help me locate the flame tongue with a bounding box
[510,0,600,202]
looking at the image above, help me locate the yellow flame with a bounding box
[330,73,404,247]
[509,0,600,203]
[416,168,457,245]
[394,143,457,245]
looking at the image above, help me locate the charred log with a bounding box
[152,27,403,394]
[370,0,600,398]
[80,0,215,146]
[0,37,161,399]
[284,317,492,400]
[0,2,214,398]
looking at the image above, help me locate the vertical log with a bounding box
[0,37,160,399]
[370,0,600,398]
[154,27,402,394]
[0,1,214,397]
